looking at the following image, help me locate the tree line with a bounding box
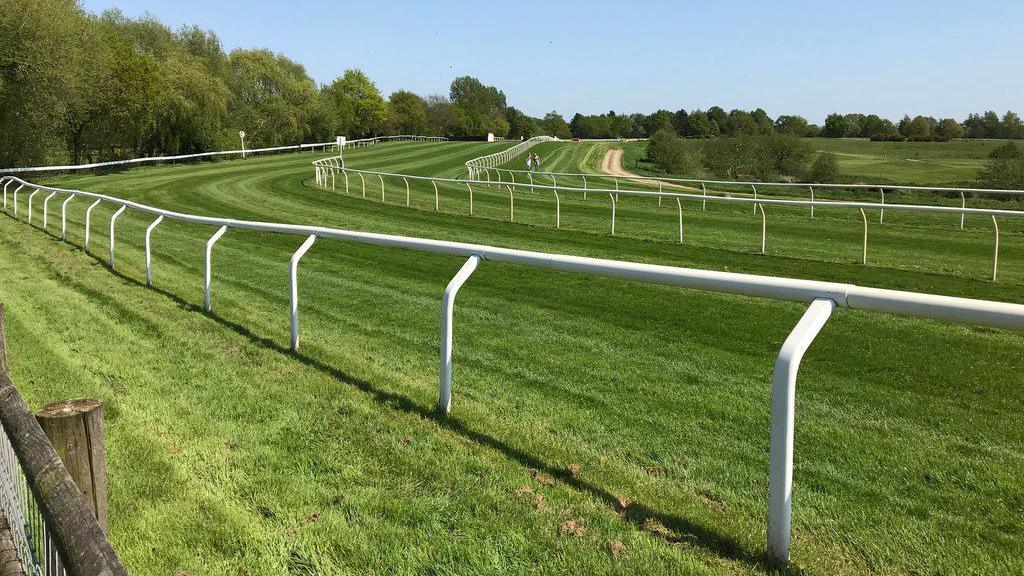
[0,1,532,166]
[2,1,1021,168]
[563,108,1024,142]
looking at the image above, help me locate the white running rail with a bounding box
[4,172,1024,566]
[465,136,558,180]
[0,135,447,175]
[312,163,1019,280]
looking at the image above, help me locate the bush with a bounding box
[810,153,841,183]
[698,135,809,181]
[646,129,698,174]
[980,143,1024,189]
[990,141,1022,159]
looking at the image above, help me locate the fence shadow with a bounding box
[1,210,807,573]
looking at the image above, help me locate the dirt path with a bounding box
[599,148,702,192]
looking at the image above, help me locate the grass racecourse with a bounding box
[0,140,1022,575]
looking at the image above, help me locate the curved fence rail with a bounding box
[0,305,126,576]
[312,161,1021,280]
[465,136,558,179]
[4,173,1024,565]
[0,134,448,175]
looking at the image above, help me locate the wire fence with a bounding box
[0,306,125,576]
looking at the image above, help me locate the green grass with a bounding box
[1,142,1022,575]
[619,138,1013,188]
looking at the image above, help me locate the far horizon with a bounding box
[79,0,1024,123]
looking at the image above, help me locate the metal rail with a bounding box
[5,173,1024,567]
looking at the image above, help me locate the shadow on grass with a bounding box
[3,210,809,573]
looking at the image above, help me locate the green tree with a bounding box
[684,110,716,138]
[323,69,388,138]
[979,142,1024,189]
[387,90,427,135]
[424,95,460,136]
[774,115,808,136]
[541,111,571,139]
[752,108,774,135]
[450,76,507,137]
[643,110,674,136]
[646,129,697,174]
[935,118,964,141]
[505,107,539,139]
[1003,111,1024,139]
[822,113,850,138]
[810,152,841,183]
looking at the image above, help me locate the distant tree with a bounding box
[541,111,571,138]
[979,142,1024,189]
[609,114,634,138]
[725,109,758,136]
[505,107,538,139]
[643,109,674,136]
[898,115,913,138]
[810,152,841,183]
[963,113,986,138]
[424,94,460,136]
[774,115,809,136]
[752,108,775,135]
[980,111,1002,138]
[646,128,698,174]
[935,118,964,141]
[449,75,507,137]
[387,90,427,135]
[684,110,716,138]
[760,134,811,179]
[707,106,729,134]
[905,115,934,141]
[822,113,850,138]
[843,113,866,138]
[671,109,689,135]
[1003,111,1024,139]
[322,69,388,138]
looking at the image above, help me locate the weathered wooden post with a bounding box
[35,399,109,534]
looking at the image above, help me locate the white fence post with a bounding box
[860,208,868,265]
[676,198,683,243]
[27,188,39,223]
[507,186,514,221]
[433,181,439,211]
[61,195,75,240]
[84,199,101,253]
[759,204,766,255]
[2,179,9,209]
[768,297,835,565]
[960,191,966,230]
[466,183,473,215]
[404,177,410,207]
[438,255,481,415]
[108,205,126,268]
[879,189,885,224]
[11,185,23,218]
[992,216,999,282]
[809,186,815,219]
[751,184,758,215]
[204,225,228,312]
[42,192,57,229]
[701,182,707,211]
[609,193,616,235]
[145,215,164,285]
[379,174,385,203]
[289,234,317,352]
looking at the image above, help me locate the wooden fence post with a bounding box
[0,303,7,374]
[35,399,109,534]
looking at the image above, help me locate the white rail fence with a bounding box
[4,173,1024,565]
[311,162,1020,281]
[465,136,558,180]
[490,167,1024,226]
[0,135,448,175]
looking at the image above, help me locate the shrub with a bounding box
[990,141,1022,159]
[810,152,841,183]
[698,135,809,180]
[646,129,698,174]
[980,143,1024,189]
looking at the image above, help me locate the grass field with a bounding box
[1,141,1022,575]
[619,138,1013,188]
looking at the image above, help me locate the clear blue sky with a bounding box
[80,0,1024,123]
